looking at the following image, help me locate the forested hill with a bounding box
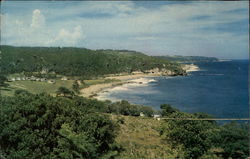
[155,55,219,63]
[1,45,185,79]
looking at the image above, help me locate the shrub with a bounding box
[159,112,217,159]
[0,93,119,159]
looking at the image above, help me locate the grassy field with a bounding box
[83,78,120,87]
[112,115,182,159]
[1,80,75,96]
[1,78,120,96]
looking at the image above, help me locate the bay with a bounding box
[99,60,249,118]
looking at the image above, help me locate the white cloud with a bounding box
[0,14,5,31]
[30,9,45,28]
[2,8,86,46]
[1,1,248,58]
[46,25,85,46]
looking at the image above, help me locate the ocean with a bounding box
[98,60,249,118]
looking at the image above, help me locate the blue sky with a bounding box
[1,1,249,59]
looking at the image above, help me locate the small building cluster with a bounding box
[7,76,56,84]
[139,112,162,120]
[61,76,68,80]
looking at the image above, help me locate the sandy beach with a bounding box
[80,64,200,98]
[79,73,160,98]
[80,81,123,98]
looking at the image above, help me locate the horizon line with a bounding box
[1,44,249,60]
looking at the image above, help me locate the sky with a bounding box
[1,1,249,59]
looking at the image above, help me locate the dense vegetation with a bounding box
[155,55,218,63]
[1,45,185,79]
[0,91,249,159]
[0,75,8,89]
[159,106,249,159]
[0,92,120,159]
[0,89,156,159]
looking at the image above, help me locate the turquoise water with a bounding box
[101,60,249,118]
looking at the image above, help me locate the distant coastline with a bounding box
[94,60,249,118]
[80,64,200,100]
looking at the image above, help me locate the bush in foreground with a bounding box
[159,110,249,159]
[0,92,119,159]
[160,112,217,159]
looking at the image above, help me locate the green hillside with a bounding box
[1,46,185,79]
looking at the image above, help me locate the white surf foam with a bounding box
[96,77,158,101]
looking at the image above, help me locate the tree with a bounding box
[160,104,179,116]
[160,112,217,159]
[0,75,9,95]
[14,89,32,96]
[117,100,140,116]
[56,86,74,98]
[72,80,80,94]
[0,93,119,159]
[0,75,8,87]
[213,122,249,159]
[140,106,154,117]
[117,100,131,115]
[107,103,120,114]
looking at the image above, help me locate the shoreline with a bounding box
[79,64,200,99]
[79,73,161,98]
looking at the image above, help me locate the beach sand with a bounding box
[80,64,200,98]
[80,81,123,98]
[79,74,159,98]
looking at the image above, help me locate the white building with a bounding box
[61,77,68,81]
[140,112,145,117]
[30,76,36,81]
[41,78,47,82]
[153,114,161,120]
